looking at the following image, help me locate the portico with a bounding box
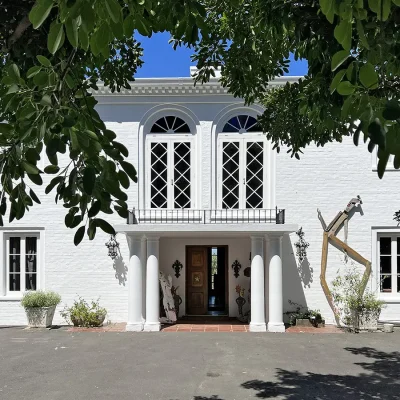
[116,220,297,333]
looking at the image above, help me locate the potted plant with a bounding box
[60,297,107,327]
[331,263,385,332]
[21,290,61,328]
[285,300,325,327]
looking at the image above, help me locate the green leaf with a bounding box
[27,66,42,78]
[356,20,369,49]
[96,23,111,51]
[74,226,85,246]
[330,69,346,93]
[331,50,350,71]
[377,149,390,178]
[105,0,121,24]
[120,161,137,182]
[368,0,391,20]
[104,129,117,141]
[36,55,51,67]
[40,94,52,106]
[29,0,53,29]
[334,20,352,51]
[118,170,130,189]
[359,63,378,89]
[65,18,79,48]
[0,123,13,134]
[87,220,97,240]
[113,141,129,157]
[368,119,386,148]
[47,22,65,54]
[80,3,95,33]
[9,64,20,82]
[44,165,60,174]
[29,189,41,204]
[78,28,89,51]
[33,71,48,86]
[136,14,151,36]
[383,100,400,120]
[88,200,101,218]
[337,81,355,95]
[45,176,64,194]
[83,167,96,195]
[319,0,335,23]
[95,218,116,235]
[123,15,135,36]
[28,173,43,186]
[22,161,40,175]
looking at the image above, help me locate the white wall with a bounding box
[2,87,400,326]
[277,138,400,323]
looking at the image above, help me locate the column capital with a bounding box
[146,236,160,242]
[265,234,283,244]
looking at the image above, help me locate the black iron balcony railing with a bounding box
[127,208,285,225]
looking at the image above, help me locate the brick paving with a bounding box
[67,322,344,333]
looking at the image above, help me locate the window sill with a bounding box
[378,295,400,304]
[0,295,23,302]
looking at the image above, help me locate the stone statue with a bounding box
[159,272,177,323]
[171,286,182,318]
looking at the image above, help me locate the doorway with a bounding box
[186,246,228,316]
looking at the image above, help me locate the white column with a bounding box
[126,236,144,332]
[144,237,161,331]
[250,236,267,332]
[267,235,285,332]
[140,238,147,323]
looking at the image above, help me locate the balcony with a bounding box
[127,208,285,225]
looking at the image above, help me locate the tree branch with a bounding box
[7,15,31,50]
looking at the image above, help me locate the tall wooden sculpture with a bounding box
[318,196,372,325]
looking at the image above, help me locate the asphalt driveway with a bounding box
[0,327,399,399]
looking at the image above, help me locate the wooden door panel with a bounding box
[187,247,207,315]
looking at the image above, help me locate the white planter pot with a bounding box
[25,306,56,328]
[350,309,380,331]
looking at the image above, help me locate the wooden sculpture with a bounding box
[318,196,372,325]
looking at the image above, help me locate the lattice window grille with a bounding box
[222,142,240,209]
[150,142,168,208]
[174,142,191,208]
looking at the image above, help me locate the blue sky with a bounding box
[135,32,308,78]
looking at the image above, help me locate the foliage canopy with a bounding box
[1,0,400,243]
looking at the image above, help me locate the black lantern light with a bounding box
[105,235,120,260]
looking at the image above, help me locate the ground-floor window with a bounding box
[377,234,400,293]
[4,233,40,294]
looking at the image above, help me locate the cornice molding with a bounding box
[93,76,302,97]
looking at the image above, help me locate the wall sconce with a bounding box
[172,260,183,278]
[231,259,242,278]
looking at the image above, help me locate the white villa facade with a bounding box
[1,74,400,330]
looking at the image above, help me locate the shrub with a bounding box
[21,290,61,308]
[331,262,385,327]
[60,297,107,327]
[285,300,323,326]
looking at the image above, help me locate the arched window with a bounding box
[222,115,261,133]
[218,114,266,209]
[147,116,194,209]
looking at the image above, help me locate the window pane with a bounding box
[9,237,20,254]
[174,142,191,208]
[380,256,391,274]
[222,142,240,209]
[380,275,392,292]
[246,142,264,209]
[150,142,168,208]
[26,237,37,254]
[398,238,400,255]
[380,237,391,255]
[26,273,36,291]
[9,273,20,291]
[9,254,20,273]
[26,237,37,274]
[398,275,400,293]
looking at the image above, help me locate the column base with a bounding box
[267,322,285,333]
[143,322,161,332]
[249,322,267,332]
[126,322,143,332]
